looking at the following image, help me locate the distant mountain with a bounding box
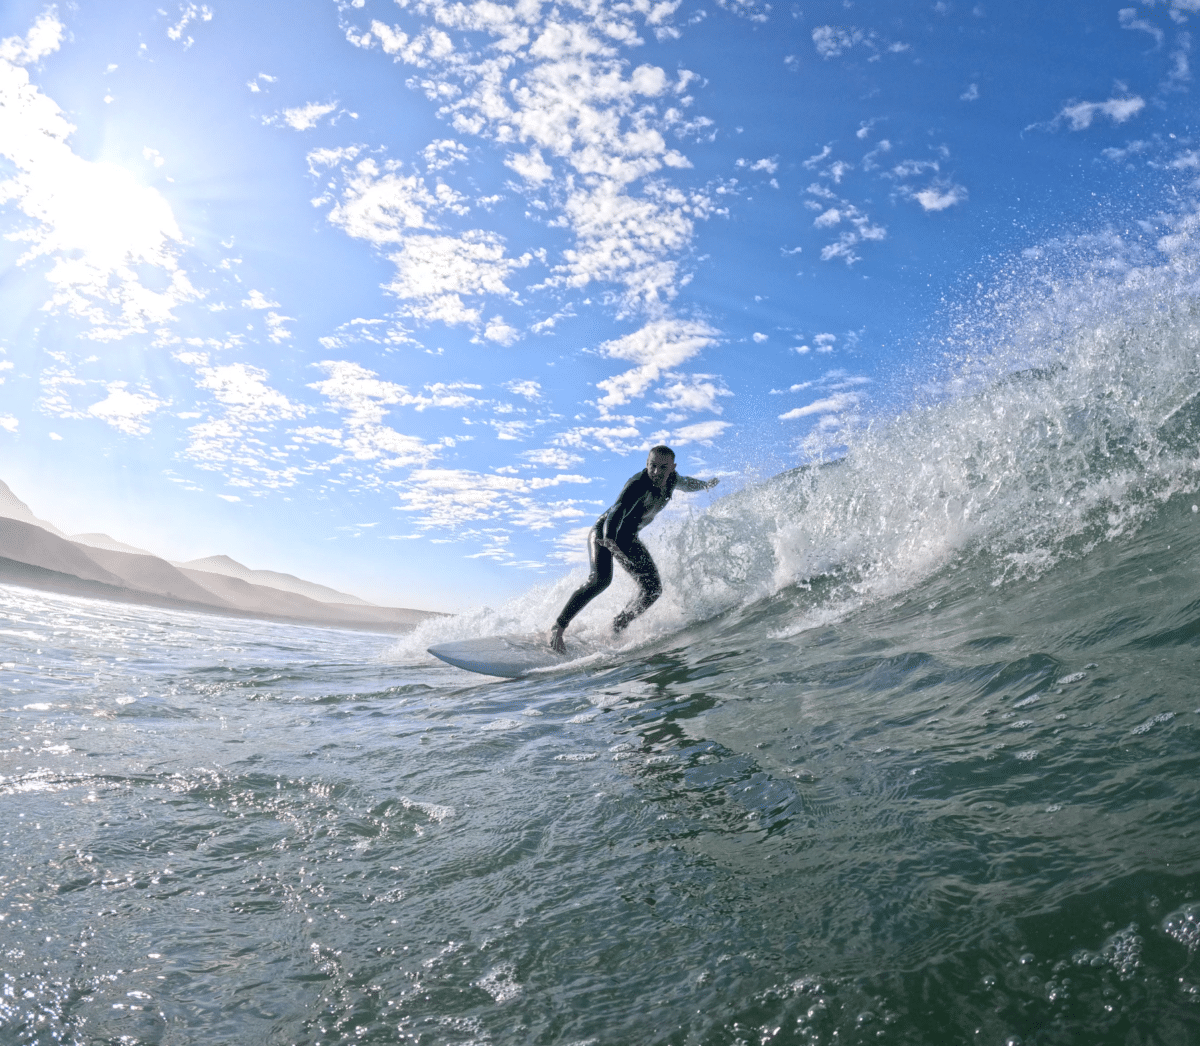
[178,554,375,606]
[0,480,440,632]
[0,517,127,587]
[72,532,158,556]
[0,479,69,538]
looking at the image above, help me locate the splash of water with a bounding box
[395,211,1200,661]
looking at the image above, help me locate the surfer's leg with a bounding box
[553,525,613,633]
[612,538,662,633]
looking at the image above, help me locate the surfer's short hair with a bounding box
[648,444,675,459]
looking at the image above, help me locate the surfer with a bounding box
[549,445,718,652]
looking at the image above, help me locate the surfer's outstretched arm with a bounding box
[676,475,719,492]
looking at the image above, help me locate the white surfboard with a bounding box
[427,633,571,678]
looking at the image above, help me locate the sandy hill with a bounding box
[0,517,127,587]
[72,532,158,556]
[0,479,69,538]
[178,554,375,606]
[0,480,439,633]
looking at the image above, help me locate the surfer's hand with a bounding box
[548,624,566,654]
[705,477,719,490]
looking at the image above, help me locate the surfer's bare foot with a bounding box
[549,624,566,654]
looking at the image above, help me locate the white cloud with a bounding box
[395,468,592,529]
[1118,7,1164,43]
[264,312,294,343]
[336,0,717,318]
[310,360,479,418]
[0,18,200,339]
[912,181,968,211]
[813,26,864,58]
[300,360,467,471]
[521,447,582,469]
[753,332,768,342]
[555,423,647,454]
[1102,140,1153,164]
[891,159,940,178]
[1058,96,1146,130]
[736,156,779,173]
[0,415,18,433]
[1140,0,1200,24]
[0,11,65,65]
[650,373,732,415]
[307,145,362,172]
[960,83,980,101]
[274,101,337,131]
[180,356,307,422]
[241,292,294,343]
[1167,41,1191,88]
[812,203,886,264]
[357,20,455,67]
[242,289,280,309]
[666,419,731,445]
[594,318,720,409]
[315,154,528,331]
[173,354,311,488]
[86,382,169,436]
[778,391,863,420]
[422,138,469,170]
[321,158,458,242]
[713,0,770,23]
[554,180,712,313]
[811,25,906,60]
[505,379,542,400]
[386,232,530,327]
[482,315,521,345]
[167,4,213,48]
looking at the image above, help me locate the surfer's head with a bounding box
[646,445,676,490]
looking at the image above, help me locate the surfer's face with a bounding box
[646,451,676,490]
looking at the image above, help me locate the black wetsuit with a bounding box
[555,469,709,632]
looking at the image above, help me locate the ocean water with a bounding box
[6,241,1200,1044]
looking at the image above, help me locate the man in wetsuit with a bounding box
[549,445,718,652]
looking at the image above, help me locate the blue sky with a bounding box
[0,0,1196,611]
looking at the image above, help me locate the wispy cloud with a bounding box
[911,181,969,211]
[335,1,721,323]
[1055,95,1146,130]
[86,382,170,436]
[778,391,863,420]
[594,318,721,411]
[812,25,910,60]
[395,468,593,532]
[166,4,213,49]
[271,101,338,131]
[1140,0,1200,26]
